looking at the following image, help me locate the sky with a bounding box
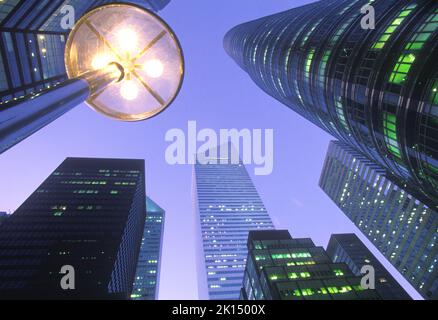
[0,0,422,299]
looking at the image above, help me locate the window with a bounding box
[389,53,416,85]
[333,269,344,276]
[318,50,332,87]
[335,96,349,131]
[372,4,417,50]
[388,8,438,84]
[304,49,315,81]
[383,112,401,158]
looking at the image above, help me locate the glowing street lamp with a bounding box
[0,4,184,154]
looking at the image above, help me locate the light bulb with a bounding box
[116,28,138,54]
[120,80,139,101]
[143,59,164,78]
[91,54,112,70]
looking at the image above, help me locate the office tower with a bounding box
[241,230,380,300]
[320,141,438,299]
[224,0,438,204]
[327,233,411,299]
[131,197,165,300]
[0,157,146,299]
[194,144,274,300]
[0,0,171,103]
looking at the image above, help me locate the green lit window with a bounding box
[431,80,438,106]
[269,273,285,281]
[288,272,298,279]
[301,288,315,296]
[339,286,353,293]
[389,53,416,84]
[110,190,119,195]
[255,255,267,261]
[389,9,438,84]
[291,252,311,259]
[327,286,352,294]
[333,269,344,276]
[271,253,291,260]
[318,50,332,87]
[383,112,402,158]
[372,4,417,50]
[304,49,315,80]
[53,212,63,217]
[405,9,438,50]
[295,260,315,266]
[300,272,311,278]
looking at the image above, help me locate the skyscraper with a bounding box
[320,141,438,299]
[241,230,380,300]
[194,144,274,300]
[0,0,171,103]
[326,233,411,300]
[131,197,165,300]
[0,157,146,299]
[224,0,438,205]
[0,212,8,226]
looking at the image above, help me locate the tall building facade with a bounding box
[0,0,171,104]
[0,212,8,226]
[0,157,146,299]
[224,0,438,205]
[194,145,274,300]
[241,230,380,300]
[326,233,411,299]
[131,197,165,300]
[320,141,438,299]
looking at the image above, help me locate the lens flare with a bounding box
[116,28,138,54]
[120,80,139,101]
[91,55,113,70]
[143,59,164,78]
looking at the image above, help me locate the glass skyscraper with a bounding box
[326,233,411,300]
[0,212,8,226]
[224,0,438,205]
[131,197,165,300]
[194,145,274,300]
[0,157,146,299]
[0,0,171,104]
[241,230,380,300]
[320,141,438,299]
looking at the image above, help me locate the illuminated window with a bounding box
[372,4,417,50]
[333,269,344,276]
[389,9,438,84]
[288,272,298,279]
[318,50,332,87]
[301,288,314,296]
[389,53,416,84]
[272,253,291,260]
[304,49,315,80]
[383,112,402,158]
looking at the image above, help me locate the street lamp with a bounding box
[0,4,184,154]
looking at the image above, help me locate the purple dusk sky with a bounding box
[0,0,422,299]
